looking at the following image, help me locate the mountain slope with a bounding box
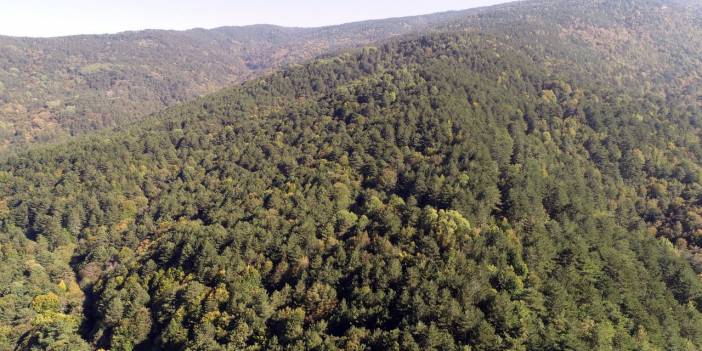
[0,9,487,152]
[2,0,702,350]
[2,0,700,154]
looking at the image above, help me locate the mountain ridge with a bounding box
[0,6,490,152]
[1,0,698,152]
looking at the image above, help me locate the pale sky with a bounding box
[0,0,512,38]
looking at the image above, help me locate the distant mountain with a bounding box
[3,0,702,350]
[0,8,492,152]
[2,1,701,153]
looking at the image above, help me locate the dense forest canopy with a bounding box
[2,0,702,350]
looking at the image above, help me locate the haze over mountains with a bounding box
[3,0,702,350]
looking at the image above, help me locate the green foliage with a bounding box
[0,0,702,349]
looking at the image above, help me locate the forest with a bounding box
[0,9,474,153]
[2,0,702,350]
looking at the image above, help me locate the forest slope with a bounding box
[1,0,702,350]
[0,8,486,152]
[3,0,701,153]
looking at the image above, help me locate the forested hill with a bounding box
[3,0,702,350]
[3,0,701,154]
[0,8,485,152]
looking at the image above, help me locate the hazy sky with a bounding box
[0,0,512,38]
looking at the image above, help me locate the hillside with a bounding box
[2,1,701,154]
[0,9,482,152]
[2,0,702,350]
